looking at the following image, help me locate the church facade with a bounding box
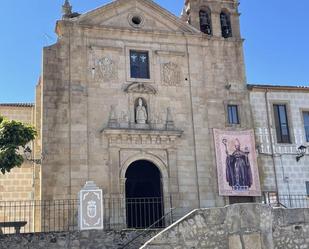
[38,0,254,211]
[1,0,309,222]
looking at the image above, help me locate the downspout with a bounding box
[185,36,201,208]
[264,89,279,196]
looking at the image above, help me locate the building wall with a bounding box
[250,88,309,197]
[40,0,254,211]
[0,105,36,201]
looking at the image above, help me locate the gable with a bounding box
[76,0,199,33]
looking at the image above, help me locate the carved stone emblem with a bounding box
[97,57,117,81]
[87,200,97,218]
[162,62,181,86]
[124,82,157,94]
[78,181,103,230]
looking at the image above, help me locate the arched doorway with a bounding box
[125,160,164,229]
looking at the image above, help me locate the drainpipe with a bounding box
[185,36,201,208]
[264,89,279,198]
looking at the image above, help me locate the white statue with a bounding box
[136,98,148,124]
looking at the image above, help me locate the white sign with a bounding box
[78,181,104,230]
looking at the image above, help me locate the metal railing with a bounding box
[0,200,79,234]
[264,193,309,208]
[0,196,173,234]
[121,207,177,249]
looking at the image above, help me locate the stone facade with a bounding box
[249,85,309,201]
[141,203,309,249]
[0,103,40,201]
[39,0,252,211]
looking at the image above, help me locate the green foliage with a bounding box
[0,116,37,174]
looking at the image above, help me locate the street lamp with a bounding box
[296,145,307,162]
[24,146,42,164]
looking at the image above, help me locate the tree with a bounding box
[0,116,37,174]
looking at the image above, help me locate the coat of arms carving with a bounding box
[162,62,181,86]
[97,57,117,81]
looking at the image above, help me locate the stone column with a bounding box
[167,149,180,207]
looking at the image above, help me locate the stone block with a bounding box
[229,234,242,249]
[243,233,262,249]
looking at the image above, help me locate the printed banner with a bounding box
[213,129,261,196]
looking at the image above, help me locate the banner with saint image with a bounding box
[213,129,261,196]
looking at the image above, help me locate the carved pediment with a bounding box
[75,0,199,34]
[124,82,157,95]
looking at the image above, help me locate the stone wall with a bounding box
[0,229,157,249]
[141,203,309,249]
[0,104,37,201]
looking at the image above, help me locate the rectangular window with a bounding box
[303,112,309,142]
[227,105,239,124]
[130,50,150,79]
[273,104,291,143]
[306,182,309,196]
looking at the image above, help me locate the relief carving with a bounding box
[162,62,181,86]
[97,57,117,81]
[124,82,157,94]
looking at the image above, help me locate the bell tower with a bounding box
[182,0,241,39]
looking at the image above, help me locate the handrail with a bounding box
[121,207,176,249]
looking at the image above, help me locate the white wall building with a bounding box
[249,85,309,205]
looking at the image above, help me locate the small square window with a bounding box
[130,50,150,79]
[227,105,239,125]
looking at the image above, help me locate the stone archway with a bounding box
[125,160,164,229]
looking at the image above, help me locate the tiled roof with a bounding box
[247,84,309,91]
[0,103,34,107]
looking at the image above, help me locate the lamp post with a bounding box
[296,145,307,162]
[24,146,42,164]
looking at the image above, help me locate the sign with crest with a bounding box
[79,181,103,230]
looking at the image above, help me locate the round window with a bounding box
[132,16,142,25]
[128,13,144,28]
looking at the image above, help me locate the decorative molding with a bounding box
[155,50,186,57]
[103,128,183,147]
[162,62,181,86]
[124,82,157,95]
[89,45,123,52]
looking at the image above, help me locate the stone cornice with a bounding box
[102,128,183,147]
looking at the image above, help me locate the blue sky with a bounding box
[0,0,308,103]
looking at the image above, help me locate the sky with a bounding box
[0,0,308,103]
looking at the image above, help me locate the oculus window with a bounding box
[273,104,291,143]
[227,105,239,125]
[130,50,150,79]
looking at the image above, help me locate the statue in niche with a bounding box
[135,98,148,124]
